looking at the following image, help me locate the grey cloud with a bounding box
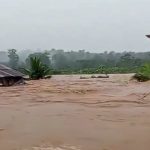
[0,0,150,52]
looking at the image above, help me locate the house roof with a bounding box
[0,64,24,78]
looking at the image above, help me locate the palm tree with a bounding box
[24,57,51,80]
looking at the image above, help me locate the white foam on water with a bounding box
[23,145,81,150]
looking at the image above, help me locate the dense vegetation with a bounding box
[0,49,150,75]
[133,63,150,82]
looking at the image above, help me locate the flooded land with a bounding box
[0,74,150,150]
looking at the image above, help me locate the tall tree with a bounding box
[8,49,19,69]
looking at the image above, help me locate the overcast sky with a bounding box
[0,0,150,52]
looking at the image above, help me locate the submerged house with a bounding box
[0,64,24,86]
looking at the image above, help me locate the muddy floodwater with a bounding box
[0,74,150,150]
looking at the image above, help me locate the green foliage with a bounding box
[52,53,69,69]
[133,63,150,82]
[50,66,138,75]
[8,49,19,69]
[26,52,51,67]
[117,53,143,69]
[11,49,150,75]
[24,57,51,80]
[50,51,146,72]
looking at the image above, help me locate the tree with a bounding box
[24,57,51,80]
[8,49,19,69]
[52,53,69,69]
[26,52,51,67]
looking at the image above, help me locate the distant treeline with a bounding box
[0,49,150,74]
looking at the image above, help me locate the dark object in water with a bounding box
[80,75,109,79]
[80,76,89,79]
[44,75,52,79]
[91,75,109,78]
[96,75,109,78]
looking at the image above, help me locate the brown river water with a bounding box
[0,74,150,150]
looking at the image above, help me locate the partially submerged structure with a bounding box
[0,64,24,86]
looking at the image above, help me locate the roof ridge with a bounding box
[0,64,24,77]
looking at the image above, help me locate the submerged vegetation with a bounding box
[133,63,150,82]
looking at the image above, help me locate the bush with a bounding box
[24,57,51,80]
[133,63,150,82]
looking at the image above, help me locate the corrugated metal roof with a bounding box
[0,64,24,78]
